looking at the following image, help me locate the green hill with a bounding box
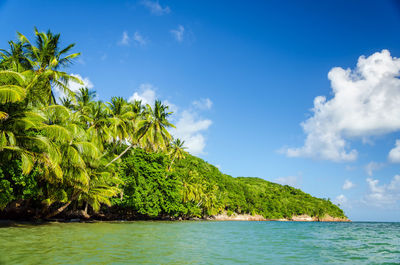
[110,149,346,220]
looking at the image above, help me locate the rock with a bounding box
[211,212,266,221]
[290,215,315,221]
[318,215,351,222]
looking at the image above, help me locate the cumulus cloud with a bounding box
[55,73,93,100]
[365,161,385,176]
[128,84,157,105]
[119,31,130,46]
[192,98,213,110]
[334,194,348,206]
[141,0,170,15]
[342,179,355,190]
[285,50,400,162]
[128,84,213,155]
[388,140,400,163]
[274,176,300,188]
[364,175,400,207]
[133,31,148,46]
[171,25,185,42]
[171,110,212,155]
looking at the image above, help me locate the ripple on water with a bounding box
[0,221,399,264]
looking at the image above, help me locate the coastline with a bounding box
[208,213,350,222]
[0,212,350,224]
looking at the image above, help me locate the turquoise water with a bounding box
[0,221,399,264]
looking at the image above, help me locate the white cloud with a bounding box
[274,176,300,188]
[389,175,400,191]
[119,31,130,46]
[171,25,184,42]
[365,161,384,176]
[285,50,400,162]
[128,84,213,155]
[364,176,400,207]
[171,110,212,155]
[55,73,93,100]
[128,83,157,105]
[163,99,178,115]
[69,74,94,92]
[192,98,213,110]
[342,179,355,190]
[388,139,400,163]
[141,0,170,15]
[334,194,348,206]
[133,31,147,46]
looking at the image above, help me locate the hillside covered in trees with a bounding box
[0,29,346,221]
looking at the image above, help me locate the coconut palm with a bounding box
[60,96,74,109]
[107,97,136,144]
[0,70,61,177]
[137,100,175,152]
[76,87,96,110]
[17,28,82,104]
[167,138,187,171]
[39,104,106,218]
[106,100,174,167]
[0,41,31,72]
[79,163,121,216]
[85,101,113,151]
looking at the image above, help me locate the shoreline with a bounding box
[209,213,350,222]
[0,213,350,225]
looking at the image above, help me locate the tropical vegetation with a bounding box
[0,29,346,220]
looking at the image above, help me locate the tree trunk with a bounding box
[81,202,90,219]
[84,202,88,214]
[105,133,146,167]
[105,144,133,167]
[168,157,175,172]
[45,193,79,219]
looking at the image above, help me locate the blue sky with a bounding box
[1,0,400,221]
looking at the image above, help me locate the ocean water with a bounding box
[0,221,399,264]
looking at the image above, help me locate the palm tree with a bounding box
[76,87,96,110]
[79,162,121,217]
[40,104,104,218]
[60,97,74,109]
[137,100,175,152]
[17,28,82,104]
[106,100,174,167]
[0,70,27,105]
[107,97,136,144]
[0,70,60,176]
[0,41,31,72]
[86,101,113,151]
[167,138,187,171]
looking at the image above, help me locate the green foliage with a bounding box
[0,159,42,209]
[115,151,346,219]
[113,149,183,217]
[172,154,346,219]
[0,28,347,220]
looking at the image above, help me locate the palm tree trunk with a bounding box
[168,157,175,172]
[105,133,145,167]
[105,144,133,167]
[81,202,90,219]
[45,192,79,219]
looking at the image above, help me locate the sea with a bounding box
[0,221,399,264]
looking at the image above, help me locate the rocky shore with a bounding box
[209,212,350,222]
[0,205,350,222]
